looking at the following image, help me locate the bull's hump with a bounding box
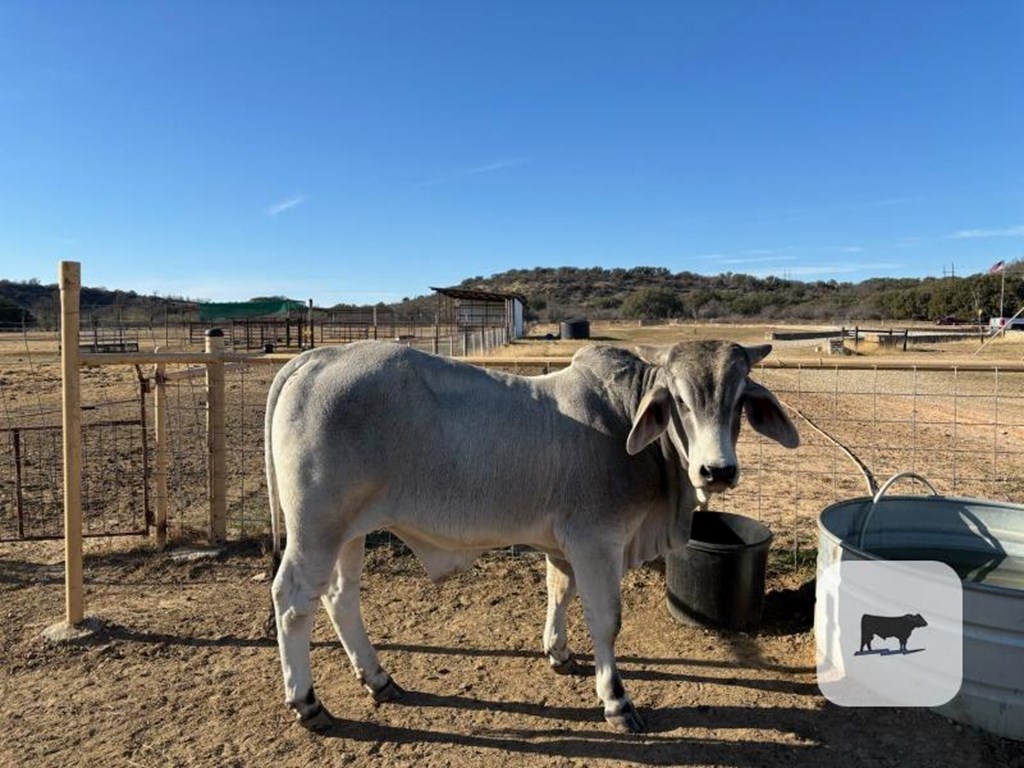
[570,345,644,380]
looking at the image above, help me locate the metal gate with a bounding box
[0,405,151,541]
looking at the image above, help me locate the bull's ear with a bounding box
[744,344,772,367]
[626,386,672,455]
[744,381,799,448]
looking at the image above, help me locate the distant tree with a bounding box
[592,296,622,310]
[621,287,684,320]
[697,298,725,320]
[0,298,32,325]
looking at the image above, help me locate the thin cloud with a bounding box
[868,197,915,208]
[762,262,902,277]
[420,157,530,187]
[265,195,307,217]
[896,236,926,246]
[719,255,798,265]
[465,157,530,176]
[751,196,915,227]
[947,225,1024,239]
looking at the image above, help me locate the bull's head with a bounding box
[626,341,799,502]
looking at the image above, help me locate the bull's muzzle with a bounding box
[697,463,738,493]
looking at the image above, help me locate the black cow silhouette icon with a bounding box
[857,613,927,654]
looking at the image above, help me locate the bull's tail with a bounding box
[265,352,313,568]
[266,369,285,567]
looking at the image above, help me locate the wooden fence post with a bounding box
[59,260,84,626]
[308,299,315,349]
[153,348,169,550]
[205,329,227,544]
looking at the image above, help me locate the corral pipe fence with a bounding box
[186,317,511,354]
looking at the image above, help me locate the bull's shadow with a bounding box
[376,641,814,676]
[853,648,925,657]
[305,698,827,766]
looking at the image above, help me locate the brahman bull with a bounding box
[266,340,798,732]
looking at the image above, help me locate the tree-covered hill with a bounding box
[3,263,1021,328]
[0,278,198,328]
[426,265,1020,323]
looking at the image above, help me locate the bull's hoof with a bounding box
[549,655,583,676]
[262,610,277,639]
[297,704,335,733]
[605,701,646,733]
[368,678,405,703]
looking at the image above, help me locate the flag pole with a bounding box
[1000,268,1006,320]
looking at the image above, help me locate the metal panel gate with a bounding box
[0,407,151,541]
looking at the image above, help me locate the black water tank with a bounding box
[666,511,773,632]
[559,317,590,340]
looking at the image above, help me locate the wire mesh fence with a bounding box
[4,337,1024,566]
[153,357,1024,556]
[721,363,1024,559]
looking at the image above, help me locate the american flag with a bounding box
[990,260,1005,274]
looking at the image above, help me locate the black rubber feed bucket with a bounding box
[666,511,773,632]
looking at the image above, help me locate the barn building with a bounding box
[431,287,527,340]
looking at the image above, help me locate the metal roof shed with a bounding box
[430,287,526,339]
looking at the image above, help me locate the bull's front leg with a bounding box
[570,550,645,733]
[543,555,582,675]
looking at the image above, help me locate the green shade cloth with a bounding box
[198,300,305,321]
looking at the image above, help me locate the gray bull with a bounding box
[267,339,798,732]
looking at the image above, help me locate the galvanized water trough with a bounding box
[817,473,1024,741]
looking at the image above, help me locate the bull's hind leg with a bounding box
[271,541,338,728]
[544,555,582,674]
[321,536,404,702]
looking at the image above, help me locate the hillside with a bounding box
[0,279,197,329]
[2,264,1021,328]
[406,265,1021,324]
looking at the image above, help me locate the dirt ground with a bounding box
[2,539,1020,768]
[3,324,1024,767]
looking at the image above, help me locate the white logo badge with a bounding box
[816,560,962,706]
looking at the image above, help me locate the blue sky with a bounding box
[1,1,1021,304]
